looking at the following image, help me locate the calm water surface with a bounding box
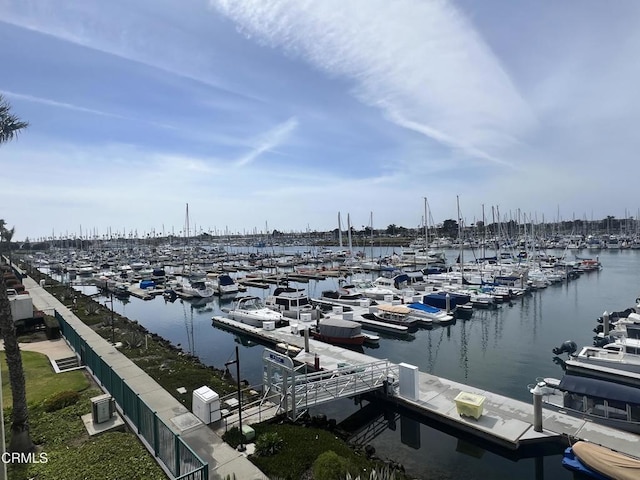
[69,248,640,480]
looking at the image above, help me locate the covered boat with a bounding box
[311,317,365,346]
[422,292,472,313]
[562,441,640,480]
[535,375,640,434]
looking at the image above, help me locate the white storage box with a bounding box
[192,386,221,424]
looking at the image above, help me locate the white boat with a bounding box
[207,273,240,295]
[265,287,321,320]
[349,278,396,300]
[405,302,454,324]
[222,296,283,327]
[180,280,214,298]
[320,288,371,306]
[364,304,423,328]
[570,345,640,374]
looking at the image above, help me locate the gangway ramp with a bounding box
[263,349,397,421]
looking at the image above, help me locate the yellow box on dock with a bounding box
[454,392,486,419]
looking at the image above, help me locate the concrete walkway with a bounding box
[21,277,268,480]
[0,337,75,361]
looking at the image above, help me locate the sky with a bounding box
[1,0,640,241]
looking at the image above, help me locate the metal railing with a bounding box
[271,359,397,420]
[55,311,208,480]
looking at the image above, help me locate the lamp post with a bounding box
[225,346,245,452]
[105,291,115,344]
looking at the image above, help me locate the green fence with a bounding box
[55,311,208,480]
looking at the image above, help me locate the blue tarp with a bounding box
[407,302,440,313]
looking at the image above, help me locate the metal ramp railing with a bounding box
[276,359,397,420]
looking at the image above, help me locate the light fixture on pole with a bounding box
[105,291,115,344]
[225,346,245,452]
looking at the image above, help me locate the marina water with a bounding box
[66,247,640,479]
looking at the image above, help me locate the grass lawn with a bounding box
[2,350,167,480]
[1,351,89,408]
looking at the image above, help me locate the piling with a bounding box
[304,327,309,353]
[530,381,544,433]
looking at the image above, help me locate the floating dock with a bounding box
[211,315,640,458]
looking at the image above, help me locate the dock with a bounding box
[211,315,640,458]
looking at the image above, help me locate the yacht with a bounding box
[222,296,283,327]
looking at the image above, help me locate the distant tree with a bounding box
[0,94,34,453]
[440,219,459,238]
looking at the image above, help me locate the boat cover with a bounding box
[562,446,609,480]
[407,302,439,313]
[377,304,411,314]
[318,317,361,337]
[573,441,640,480]
[219,275,235,286]
[559,375,640,405]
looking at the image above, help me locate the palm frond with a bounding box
[0,94,29,144]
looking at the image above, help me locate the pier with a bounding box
[211,315,640,458]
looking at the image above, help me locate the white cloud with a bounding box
[1,90,127,119]
[0,0,261,101]
[234,117,298,167]
[210,0,536,164]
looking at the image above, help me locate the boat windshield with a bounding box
[240,298,261,310]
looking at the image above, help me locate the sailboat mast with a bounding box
[338,212,343,248]
[370,211,374,261]
[347,213,353,253]
[424,197,429,271]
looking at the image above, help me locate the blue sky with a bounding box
[1,0,639,241]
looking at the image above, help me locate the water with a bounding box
[63,247,640,479]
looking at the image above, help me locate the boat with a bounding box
[350,278,396,300]
[562,441,640,480]
[569,345,640,374]
[207,273,240,295]
[363,304,422,328]
[371,274,414,295]
[265,287,321,320]
[274,342,303,357]
[405,302,454,324]
[222,296,284,327]
[320,287,371,306]
[532,375,640,434]
[179,280,215,298]
[422,292,472,314]
[309,317,366,346]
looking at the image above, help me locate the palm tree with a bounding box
[0,94,33,453]
[0,95,28,143]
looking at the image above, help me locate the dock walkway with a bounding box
[23,277,268,480]
[211,315,640,458]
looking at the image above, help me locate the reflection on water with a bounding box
[332,398,568,480]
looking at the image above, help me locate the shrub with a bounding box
[313,450,350,480]
[344,466,397,480]
[43,391,80,412]
[254,432,283,457]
